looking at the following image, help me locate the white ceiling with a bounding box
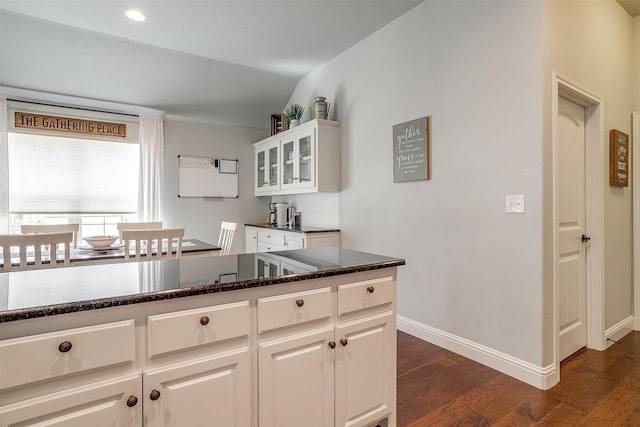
[0,1,423,129]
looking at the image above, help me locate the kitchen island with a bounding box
[0,248,404,427]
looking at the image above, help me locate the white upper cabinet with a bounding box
[254,119,340,196]
[255,139,280,194]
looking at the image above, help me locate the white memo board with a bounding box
[178,155,239,198]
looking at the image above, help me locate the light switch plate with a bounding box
[506,195,525,213]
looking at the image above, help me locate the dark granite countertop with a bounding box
[245,223,340,234]
[0,248,404,323]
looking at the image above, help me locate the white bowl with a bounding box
[83,235,119,249]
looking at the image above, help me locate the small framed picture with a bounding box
[609,129,629,187]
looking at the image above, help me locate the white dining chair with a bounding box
[116,221,163,238]
[121,228,184,261]
[218,222,236,256]
[0,232,74,272]
[21,224,80,248]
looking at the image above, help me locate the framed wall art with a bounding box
[609,129,629,187]
[392,116,430,182]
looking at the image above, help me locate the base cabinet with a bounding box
[259,328,335,427]
[144,350,251,427]
[245,226,340,254]
[335,313,396,427]
[1,269,397,427]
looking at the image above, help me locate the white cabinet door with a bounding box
[0,373,142,427]
[255,139,280,194]
[245,227,258,253]
[143,349,252,427]
[258,328,335,427]
[284,233,305,250]
[281,127,316,192]
[334,312,396,427]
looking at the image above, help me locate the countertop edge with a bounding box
[0,259,405,323]
[244,223,341,234]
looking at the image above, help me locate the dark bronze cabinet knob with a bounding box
[328,341,336,349]
[296,299,304,307]
[149,389,161,401]
[367,286,375,293]
[200,316,210,326]
[340,338,348,347]
[126,395,138,407]
[58,341,72,353]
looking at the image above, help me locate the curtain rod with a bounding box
[8,98,140,118]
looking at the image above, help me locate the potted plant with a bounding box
[284,104,305,128]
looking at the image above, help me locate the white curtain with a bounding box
[138,115,164,222]
[0,97,8,233]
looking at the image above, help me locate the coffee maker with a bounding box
[269,202,277,226]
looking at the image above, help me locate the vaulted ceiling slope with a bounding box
[0,1,423,129]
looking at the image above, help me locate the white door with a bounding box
[143,350,251,427]
[334,312,395,427]
[557,96,588,361]
[258,328,335,427]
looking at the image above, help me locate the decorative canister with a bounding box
[313,97,330,120]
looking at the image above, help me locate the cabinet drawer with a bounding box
[258,287,332,333]
[337,276,395,316]
[257,229,286,246]
[0,320,135,391]
[147,301,250,358]
[257,242,285,252]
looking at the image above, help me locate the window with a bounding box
[5,105,140,240]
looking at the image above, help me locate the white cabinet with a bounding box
[255,139,281,194]
[281,126,316,192]
[259,328,335,427]
[245,226,340,254]
[0,266,398,427]
[254,119,339,196]
[245,227,258,253]
[334,313,395,427]
[143,350,251,427]
[0,373,142,427]
[257,276,396,427]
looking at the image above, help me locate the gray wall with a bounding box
[286,0,637,371]
[163,119,268,253]
[287,0,547,366]
[543,0,635,331]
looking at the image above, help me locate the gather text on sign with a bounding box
[14,112,127,138]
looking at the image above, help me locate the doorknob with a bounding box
[581,234,591,243]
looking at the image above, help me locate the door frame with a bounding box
[634,111,639,331]
[552,72,606,372]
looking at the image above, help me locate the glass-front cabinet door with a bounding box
[255,140,280,193]
[281,128,315,191]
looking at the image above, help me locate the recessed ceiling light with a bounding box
[125,9,146,22]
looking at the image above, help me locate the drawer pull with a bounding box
[200,316,210,326]
[340,338,348,347]
[328,341,336,349]
[58,341,72,353]
[150,389,161,401]
[296,299,304,308]
[367,286,375,293]
[126,395,138,407]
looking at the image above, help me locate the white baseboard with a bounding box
[605,315,634,348]
[397,315,558,390]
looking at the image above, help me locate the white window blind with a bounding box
[8,133,139,213]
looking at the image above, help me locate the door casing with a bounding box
[552,72,605,378]
[633,112,639,331]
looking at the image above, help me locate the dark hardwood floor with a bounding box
[396,330,640,426]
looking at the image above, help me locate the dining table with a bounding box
[0,238,221,270]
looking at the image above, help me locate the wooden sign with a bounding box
[393,116,430,182]
[14,112,126,138]
[609,129,629,187]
